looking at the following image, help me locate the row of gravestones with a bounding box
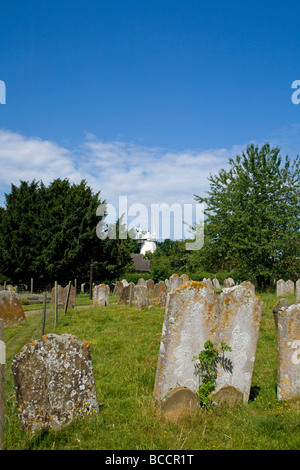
[5,277,300,433]
[277,279,300,303]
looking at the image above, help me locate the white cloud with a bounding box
[0,128,245,237]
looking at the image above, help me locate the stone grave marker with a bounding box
[153,281,167,301]
[11,333,99,432]
[134,284,149,310]
[113,281,124,296]
[158,291,167,308]
[51,284,64,308]
[202,278,213,288]
[273,299,291,330]
[224,278,235,288]
[0,291,26,326]
[118,282,134,306]
[296,279,300,304]
[277,304,300,401]
[168,274,182,292]
[153,281,262,411]
[146,279,155,293]
[93,284,110,306]
[277,279,294,297]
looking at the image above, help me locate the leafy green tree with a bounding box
[194,143,300,286]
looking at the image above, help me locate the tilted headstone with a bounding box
[153,281,262,410]
[134,284,149,310]
[273,299,291,330]
[11,333,99,432]
[0,291,26,326]
[118,282,134,306]
[93,284,110,306]
[296,279,300,304]
[277,304,300,401]
[113,281,124,296]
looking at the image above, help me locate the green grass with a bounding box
[2,292,300,450]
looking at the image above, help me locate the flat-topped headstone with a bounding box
[153,281,262,410]
[93,284,110,306]
[0,291,26,326]
[11,333,99,432]
[277,304,300,401]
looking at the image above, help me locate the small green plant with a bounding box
[193,340,232,407]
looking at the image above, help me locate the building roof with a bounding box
[131,254,150,273]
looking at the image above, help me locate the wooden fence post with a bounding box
[64,281,72,314]
[54,281,58,328]
[0,319,5,450]
[41,291,47,337]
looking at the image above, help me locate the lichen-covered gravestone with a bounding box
[153,281,262,411]
[277,304,300,401]
[277,280,294,297]
[0,291,26,326]
[11,333,99,432]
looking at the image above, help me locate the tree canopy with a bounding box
[194,143,300,286]
[0,179,137,285]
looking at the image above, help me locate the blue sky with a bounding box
[1,1,300,236]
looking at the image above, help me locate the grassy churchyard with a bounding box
[2,290,300,450]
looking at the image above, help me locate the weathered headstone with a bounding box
[134,284,149,310]
[277,279,294,297]
[63,285,76,309]
[121,279,129,287]
[273,299,291,330]
[146,279,155,293]
[153,281,167,301]
[0,291,26,326]
[224,278,235,288]
[277,304,300,401]
[296,279,300,304]
[153,281,262,410]
[137,278,146,286]
[113,281,124,296]
[168,274,182,292]
[212,278,221,289]
[202,278,213,288]
[158,291,167,309]
[93,284,110,306]
[118,282,134,306]
[11,333,99,432]
[51,284,64,308]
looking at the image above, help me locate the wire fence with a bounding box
[0,280,86,449]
